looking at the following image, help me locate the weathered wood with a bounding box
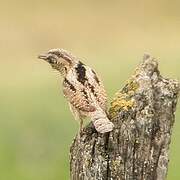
[70,55,179,180]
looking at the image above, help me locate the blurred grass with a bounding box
[0,0,180,179]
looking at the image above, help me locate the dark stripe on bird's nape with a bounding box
[92,70,100,85]
[75,61,87,85]
[64,78,76,92]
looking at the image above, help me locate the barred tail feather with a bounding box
[91,111,114,133]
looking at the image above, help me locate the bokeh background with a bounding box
[0,0,179,179]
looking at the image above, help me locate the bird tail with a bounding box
[91,110,114,133]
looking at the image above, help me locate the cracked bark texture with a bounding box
[70,55,180,180]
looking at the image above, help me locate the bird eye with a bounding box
[48,58,55,64]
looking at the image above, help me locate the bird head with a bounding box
[38,48,77,76]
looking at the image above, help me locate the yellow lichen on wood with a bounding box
[109,78,139,119]
[126,78,139,92]
[113,98,134,111]
[109,94,135,118]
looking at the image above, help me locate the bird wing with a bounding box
[86,67,108,111]
[63,77,96,112]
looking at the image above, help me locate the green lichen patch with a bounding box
[111,158,122,171]
[121,78,139,95]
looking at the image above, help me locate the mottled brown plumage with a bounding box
[38,49,114,133]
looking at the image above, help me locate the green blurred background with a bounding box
[0,0,179,179]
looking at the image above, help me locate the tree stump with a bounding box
[70,55,180,180]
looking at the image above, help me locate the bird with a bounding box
[38,49,114,134]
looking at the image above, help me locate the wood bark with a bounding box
[70,55,180,180]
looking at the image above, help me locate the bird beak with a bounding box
[38,53,49,60]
